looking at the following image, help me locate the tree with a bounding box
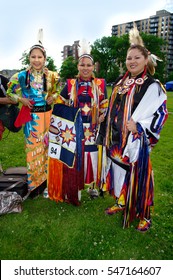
[20,51,29,70]
[167,71,173,82]
[46,57,57,71]
[91,36,120,82]
[59,56,78,82]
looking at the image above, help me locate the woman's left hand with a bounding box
[98,114,105,124]
[46,96,54,105]
[127,118,137,133]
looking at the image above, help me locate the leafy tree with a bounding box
[114,34,129,71]
[20,51,29,70]
[91,36,119,82]
[167,71,173,82]
[106,64,120,83]
[59,56,78,81]
[46,57,57,71]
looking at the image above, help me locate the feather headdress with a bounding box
[29,28,46,57]
[78,38,94,63]
[129,23,144,47]
[37,28,43,45]
[78,38,91,56]
[149,53,163,66]
[128,23,163,75]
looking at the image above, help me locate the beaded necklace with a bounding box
[25,68,47,92]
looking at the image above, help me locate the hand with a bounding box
[98,113,105,124]
[20,98,34,109]
[46,96,53,105]
[126,118,137,133]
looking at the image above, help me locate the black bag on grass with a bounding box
[0,176,28,198]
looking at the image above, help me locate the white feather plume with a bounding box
[129,23,144,47]
[78,38,91,56]
[149,54,163,66]
[37,28,43,45]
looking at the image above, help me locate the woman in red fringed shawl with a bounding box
[48,40,108,205]
[96,25,168,232]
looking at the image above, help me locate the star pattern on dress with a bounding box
[84,127,93,141]
[82,103,91,114]
[110,146,129,164]
[60,125,76,146]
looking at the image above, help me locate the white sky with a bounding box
[1,0,173,71]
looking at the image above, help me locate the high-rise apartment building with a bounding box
[61,40,79,61]
[111,10,173,77]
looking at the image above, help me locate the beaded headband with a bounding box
[29,44,46,57]
[78,54,94,63]
[78,39,94,63]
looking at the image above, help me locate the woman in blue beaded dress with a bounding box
[7,30,60,196]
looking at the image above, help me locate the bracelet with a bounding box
[18,96,22,102]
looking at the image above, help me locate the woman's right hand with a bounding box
[20,98,34,109]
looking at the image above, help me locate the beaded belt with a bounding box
[31,105,51,112]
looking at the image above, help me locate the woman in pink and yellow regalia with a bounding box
[7,30,60,197]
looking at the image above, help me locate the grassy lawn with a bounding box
[0,92,172,260]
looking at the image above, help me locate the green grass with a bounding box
[0,92,172,260]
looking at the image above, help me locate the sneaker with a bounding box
[136,218,151,232]
[87,187,99,199]
[105,204,125,215]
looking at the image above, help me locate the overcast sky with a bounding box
[1,0,173,71]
